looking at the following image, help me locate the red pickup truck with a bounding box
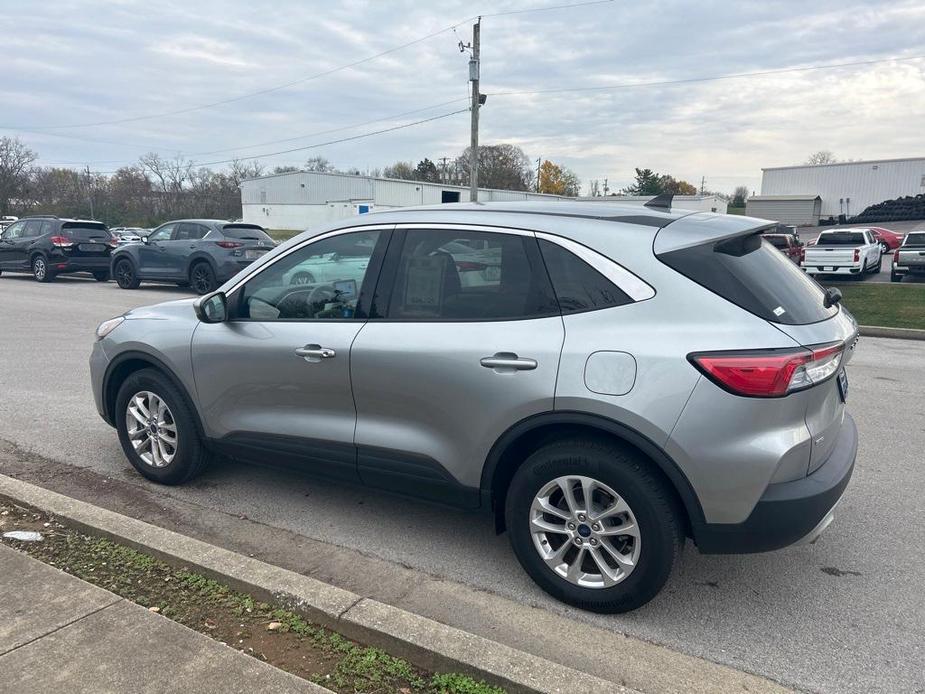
[764,233,803,263]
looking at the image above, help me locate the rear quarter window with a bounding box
[659,233,837,325]
[538,239,632,314]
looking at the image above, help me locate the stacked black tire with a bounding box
[849,194,925,223]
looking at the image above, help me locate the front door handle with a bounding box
[480,352,537,372]
[295,344,336,362]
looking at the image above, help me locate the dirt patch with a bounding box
[0,500,504,694]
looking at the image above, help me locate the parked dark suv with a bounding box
[0,216,114,282]
[110,220,276,294]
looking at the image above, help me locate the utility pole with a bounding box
[603,178,609,196]
[536,157,542,193]
[467,18,481,201]
[438,156,451,184]
[84,165,95,219]
[700,175,705,195]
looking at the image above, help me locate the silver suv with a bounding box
[90,201,858,612]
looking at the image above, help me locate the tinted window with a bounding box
[237,230,381,321]
[659,233,836,325]
[817,232,866,246]
[903,233,925,247]
[175,223,208,241]
[23,220,44,237]
[538,239,632,314]
[63,224,110,240]
[387,230,557,320]
[222,225,272,241]
[764,235,789,249]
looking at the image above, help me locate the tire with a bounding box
[189,262,217,295]
[114,258,140,289]
[32,255,54,283]
[115,368,211,485]
[93,271,110,282]
[290,271,316,285]
[872,254,882,273]
[505,437,683,613]
[891,271,902,283]
[880,242,889,254]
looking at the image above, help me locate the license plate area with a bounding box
[78,243,106,252]
[244,249,268,260]
[837,369,848,402]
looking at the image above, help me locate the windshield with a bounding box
[903,232,925,247]
[659,233,837,325]
[817,232,866,246]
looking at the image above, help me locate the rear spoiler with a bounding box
[653,212,775,255]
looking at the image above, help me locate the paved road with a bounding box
[1,273,923,693]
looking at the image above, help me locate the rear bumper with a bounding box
[695,413,857,554]
[51,255,112,272]
[801,264,863,275]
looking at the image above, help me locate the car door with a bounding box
[350,225,565,507]
[138,223,176,277]
[165,222,208,277]
[0,221,27,268]
[190,225,391,482]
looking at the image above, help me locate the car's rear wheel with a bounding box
[93,271,110,282]
[890,271,902,283]
[506,438,683,613]
[115,369,211,485]
[879,241,889,254]
[114,258,140,289]
[872,254,883,273]
[32,255,54,282]
[190,262,217,295]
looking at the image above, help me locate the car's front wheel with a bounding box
[115,369,211,485]
[506,438,683,613]
[114,258,140,289]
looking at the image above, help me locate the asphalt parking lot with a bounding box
[0,273,923,693]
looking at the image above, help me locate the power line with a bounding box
[92,107,470,174]
[487,54,925,97]
[2,0,612,132]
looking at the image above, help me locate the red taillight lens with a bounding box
[456,261,487,272]
[49,235,74,247]
[215,240,243,249]
[853,248,860,262]
[800,247,805,262]
[690,343,844,398]
[893,249,900,263]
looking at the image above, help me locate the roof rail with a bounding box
[644,193,673,210]
[20,214,60,220]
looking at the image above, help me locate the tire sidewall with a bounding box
[190,262,216,295]
[115,370,201,485]
[506,442,680,613]
[114,258,139,289]
[32,255,52,282]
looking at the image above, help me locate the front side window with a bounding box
[236,230,381,321]
[148,224,175,242]
[387,229,558,320]
[538,239,632,314]
[2,221,24,239]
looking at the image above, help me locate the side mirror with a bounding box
[195,291,227,323]
[823,287,842,309]
[141,236,150,244]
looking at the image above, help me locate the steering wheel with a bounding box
[306,283,337,307]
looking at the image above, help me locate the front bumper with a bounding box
[90,340,112,424]
[695,413,857,554]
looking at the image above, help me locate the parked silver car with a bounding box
[90,201,858,612]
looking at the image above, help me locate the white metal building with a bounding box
[240,171,565,230]
[760,157,925,220]
[746,195,822,226]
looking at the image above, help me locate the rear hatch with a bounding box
[62,222,113,258]
[655,213,858,475]
[220,224,276,261]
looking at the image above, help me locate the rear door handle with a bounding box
[480,352,537,371]
[295,344,336,362]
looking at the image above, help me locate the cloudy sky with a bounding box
[2,0,923,193]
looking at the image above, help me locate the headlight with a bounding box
[96,316,125,340]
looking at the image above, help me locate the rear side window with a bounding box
[659,233,836,325]
[538,239,632,314]
[175,223,208,241]
[817,232,866,246]
[222,225,272,241]
[387,230,558,321]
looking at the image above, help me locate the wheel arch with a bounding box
[102,350,205,440]
[186,253,218,279]
[480,411,705,537]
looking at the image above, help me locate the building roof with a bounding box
[762,157,925,172]
[748,195,821,202]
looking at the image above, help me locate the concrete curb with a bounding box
[859,324,925,340]
[0,474,627,694]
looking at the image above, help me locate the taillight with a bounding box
[689,343,844,398]
[799,247,805,262]
[893,249,900,263]
[456,261,487,272]
[853,248,860,262]
[49,235,74,247]
[215,240,243,249]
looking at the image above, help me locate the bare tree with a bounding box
[731,185,749,207]
[0,136,37,215]
[382,161,415,180]
[304,156,335,172]
[227,159,264,187]
[806,151,837,165]
[588,179,602,197]
[455,144,533,191]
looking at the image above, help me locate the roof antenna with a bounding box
[644,193,673,210]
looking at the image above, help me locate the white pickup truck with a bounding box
[891,230,925,282]
[802,228,882,279]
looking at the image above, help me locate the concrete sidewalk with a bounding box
[0,544,326,694]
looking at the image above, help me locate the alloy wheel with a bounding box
[33,257,46,280]
[192,265,213,294]
[125,391,178,468]
[116,262,134,287]
[529,475,641,589]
